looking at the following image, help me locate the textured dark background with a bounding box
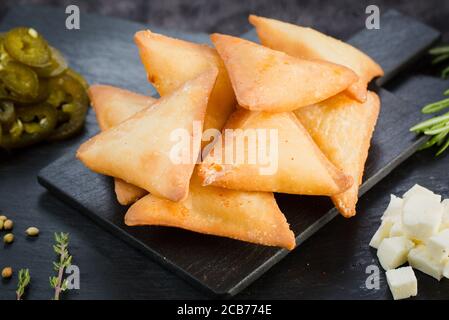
[1,0,449,300]
[2,0,449,41]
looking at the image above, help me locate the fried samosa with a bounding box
[249,15,384,102]
[210,33,357,112]
[199,109,353,196]
[295,91,380,217]
[135,30,236,133]
[88,84,155,205]
[78,69,218,202]
[125,170,296,250]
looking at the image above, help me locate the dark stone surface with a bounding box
[1,1,449,300]
[2,0,449,42]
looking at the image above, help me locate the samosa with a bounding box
[88,84,154,205]
[210,33,357,112]
[295,91,380,217]
[125,169,296,250]
[199,109,353,196]
[249,15,384,102]
[135,30,236,133]
[78,69,218,202]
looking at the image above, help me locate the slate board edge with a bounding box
[37,134,427,297]
[373,10,441,86]
[29,7,437,297]
[36,173,226,297]
[228,135,428,296]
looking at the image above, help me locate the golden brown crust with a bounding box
[210,33,358,112]
[89,84,156,131]
[114,178,148,205]
[249,15,384,103]
[198,109,353,196]
[295,91,380,217]
[134,30,236,133]
[88,84,155,205]
[125,171,296,250]
[78,69,217,202]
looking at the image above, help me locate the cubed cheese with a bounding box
[402,192,442,242]
[441,199,449,230]
[427,230,449,262]
[403,184,440,202]
[408,245,445,280]
[389,217,405,237]
[381,195,403,221]
[386,266,418,300]
[370,218,396,249]
[377,236,414,270]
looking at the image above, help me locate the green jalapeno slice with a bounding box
[34,47,68,77]
[0,101,15,125]
[0,61,39,98]
[4,27,51,67]
[46,73,89,140]
[0,103,57,149]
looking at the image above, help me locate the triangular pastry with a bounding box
[210,33,358,112]
[249,15,384,102]
[78,69,218,202]
[88,84,155,205]
[199,109,353,196]
[295,91,380,217]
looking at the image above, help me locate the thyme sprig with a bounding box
[16,269,30,300]
[49,232,72,300]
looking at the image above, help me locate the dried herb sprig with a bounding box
[16,269,30,300]
[49,232,72,300]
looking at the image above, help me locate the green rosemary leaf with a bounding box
[422,98,449,114]
[410,112,449,132]
[436,136,449,156]
[429,46,449,55]
[432,53,449,65]
[442,65,449,79]
[424,122,449,135]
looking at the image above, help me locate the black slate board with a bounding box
[32,7,442,296]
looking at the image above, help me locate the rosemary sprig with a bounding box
[411,106,449,155]
[16,269,31,300]
[430,45,449,79]
[409,44,449,155]
[49,232,72,300]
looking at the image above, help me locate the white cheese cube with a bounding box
[402,192,442,242]
[377,236,414,270]
[381,195,403,221]
[386,266,417,300]
[369,218,396,249]
[441,199,449,230]
[427,229,449,262]
[389,218,405,237]
[403,184,440,202]
[408,245,445,280]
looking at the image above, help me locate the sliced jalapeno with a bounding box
[0,103,57,149]
[46,73,89,141]
[34,47,68,77]
[0,61,39,98]
[0,101,15,125]
[64,68,89,91]
[0,36,11,65]
[4,77,49,104]
[4,27,51,67]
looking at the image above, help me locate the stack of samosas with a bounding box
[77,15,383,250]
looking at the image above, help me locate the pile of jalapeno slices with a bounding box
[0,27,89,149]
